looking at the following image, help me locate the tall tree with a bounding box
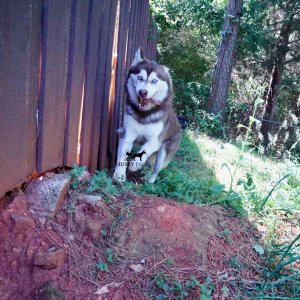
[261,0,299,147]
[208,0,243,116]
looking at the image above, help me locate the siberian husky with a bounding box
[113,48,182,183]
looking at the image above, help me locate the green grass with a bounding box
[137,131,222,204]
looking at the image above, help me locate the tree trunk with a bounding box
[296,94,300,118]
[208,0,243,116]
[261,12,295,147]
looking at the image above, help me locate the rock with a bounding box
[86,218,102,241]
[129,264,144,273]
[76,194,102,208]
[34,249,65,270]
[34,282,66,300]
[25,173,71,218]
[71,195,113,241]
[26,244,39,262]
[77,170,91,182]
[7,192,28,214]
[10,213,36,234]
[73,210,86,228]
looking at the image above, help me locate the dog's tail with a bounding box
[177,116,189,129]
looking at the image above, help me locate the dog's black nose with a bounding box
[139,89,148,98]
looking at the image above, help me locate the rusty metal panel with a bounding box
[0,0,42,196]
[79,0,103,167]
[37,0,72,172]
[64,0,89,167]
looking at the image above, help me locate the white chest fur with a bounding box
[124,113,163,141]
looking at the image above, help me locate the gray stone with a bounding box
[25,173,71,218]
[33,249,65,270]
[77,170,91,182]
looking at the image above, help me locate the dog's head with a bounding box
[127,48,172,112]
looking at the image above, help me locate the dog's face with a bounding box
[127,49,172,112]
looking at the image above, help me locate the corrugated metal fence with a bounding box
[0,0,157,196]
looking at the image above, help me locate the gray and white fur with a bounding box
[113,48,182,183]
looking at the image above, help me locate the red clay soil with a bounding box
[0,192,263,300]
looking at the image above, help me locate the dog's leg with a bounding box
[148,145,166,183]
[113,132,137,182]
[128,139,160,172]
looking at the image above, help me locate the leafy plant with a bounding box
[87,170,117,195]
[105,248,113,263]
[199,275,215,300]
[96,261,109,273]
[69,163,86,189]
[259,234,300,299]
[153,272,215,300]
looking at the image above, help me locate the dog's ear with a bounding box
[131,48,144,66]
[163,66,170,74]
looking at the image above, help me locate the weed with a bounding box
[199,274,215,300]
[258,234,300,299]
[96,248,114,273]
[152,272,215,300]
[153,272,189,299]
[87,170,117,195]
[105,248,113,263]
[96,260,109,273]
[69,163,86,189]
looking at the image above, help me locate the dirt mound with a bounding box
[114,195,223,266]
[0,186,263,299]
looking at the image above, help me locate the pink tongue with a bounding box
[151,99,161,106]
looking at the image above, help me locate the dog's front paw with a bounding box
[147,177,156,183]
[113,168,126,183]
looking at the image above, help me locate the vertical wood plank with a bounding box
[27,0,43,173]
[140,0,148,52]
[79,0,103,167]
[96,0,119,171]
[0,0,42,195]
[64,0,89,166]
[133,0,142,54]
[37,0,72,172]
[126,0,138,70]
[108,0,131,169]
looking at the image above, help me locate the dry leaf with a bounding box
[129,264,145,272]
[94,282,120,295]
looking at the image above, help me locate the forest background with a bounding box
[151,0,300,159]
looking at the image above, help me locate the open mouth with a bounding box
[138,97,161,110]
[138,97,150,110]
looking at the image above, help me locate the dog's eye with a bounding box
[151,79,158,84]
[137,76,143,81]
